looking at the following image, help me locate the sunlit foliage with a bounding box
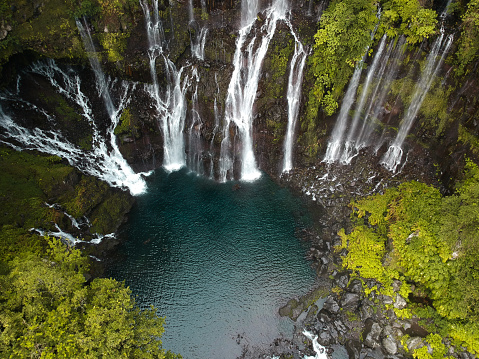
[338,160,479,354]
[0,238,181,358]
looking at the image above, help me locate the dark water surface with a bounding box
[107,169,316,359]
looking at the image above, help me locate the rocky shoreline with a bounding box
[251,151,475,359]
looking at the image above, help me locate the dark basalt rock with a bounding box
[348,279,363,294]
[336,273,349,289]
[317,308,332,323]
[323,296,340,314]
[340,292,360,310]
[363,319,382,349]
[382,335,398,355]
[345,339,361,359]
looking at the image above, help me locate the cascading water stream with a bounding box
[191,26,208,60]
[340,34,387,164]
[76,20,149,194]
[359,36,407,152]
[209,72,222,179]
[322,9,380,164]
[188,0,194,22]
[0,59,147,196]
[302,330,329,359]
[219,0,287,182]
[187,68,204,174]
[241,0,259,26]
[322,62,364,164]
[188,0,208,60]
[381,30,453,172]
[282,24,307,173]
[140,0,188,172]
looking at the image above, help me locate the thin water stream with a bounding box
[107,169,317,359]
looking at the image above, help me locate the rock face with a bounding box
[1,3,479,358]
[0,0,476,192]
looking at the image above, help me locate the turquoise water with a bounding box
[107,169,316,359]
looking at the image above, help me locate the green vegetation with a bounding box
[98,32,129,62]
[0,0,140,71]
[0,147,179,357]
[266,41,294,99]
[0,146,133,256]
[0,237,181,358]
[306,0,378,119]
[379,0,437,44]
[338,160,479,354]
[114,108,140,141]
[454,0,479,77]
[303,0,438,151]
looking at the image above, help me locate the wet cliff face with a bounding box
[1,0,478,190]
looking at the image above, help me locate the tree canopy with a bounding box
[338,160,479,354]
[0,238,181,359]
[304,0,438,142]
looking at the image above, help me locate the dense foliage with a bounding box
[0,0,140,73]
[304,0,378,148]
[454,0,479,77]
[379,0,437,45]
[0,147,133,259]
[0,238,181,358]
[338,160,479,354]
[303,0,438,153]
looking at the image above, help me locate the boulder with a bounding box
[336,273,349,289]
[392,280,402,292]
[363,319,382,349]
[341,292,360,310]
[407,337,425,351]
[345,339,361,359]
[323,297,340,314]
[394,294,407,309]
[348,279,363,294]
[381,295,394,305]
[317,308,332,322]
[334,319,347,334]
[382,335,398,355]
[360,302,375,321]
[317,330,333,346]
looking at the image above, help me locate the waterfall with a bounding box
[323,9,380,164]
[209,72,221,179]
[188,0,194,22]
[302,330,328,359]
[191,27,208,60]
[241,0,259,26]
[381,31,453,172]
[360,36,407,152]
[322,62,364,164]
[340,34,387,164]
[282,25,307,173]
[188,0,208,61]
[0,59,147,196]
[219,0,287,182]
[187,67,204,174]
[141,0,188,172]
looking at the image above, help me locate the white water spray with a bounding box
[219,0,287,182]
[381,31,453,172]
[340,34,387,164]
[302,330,328,359]
[0,59,147,196]
[359,36,407,153]
[322,62,364,164]
[241,0,259,26]
[187,67,204,174]
[141,0,188,172]
[282,24,307,173]
[191,26,208,60]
